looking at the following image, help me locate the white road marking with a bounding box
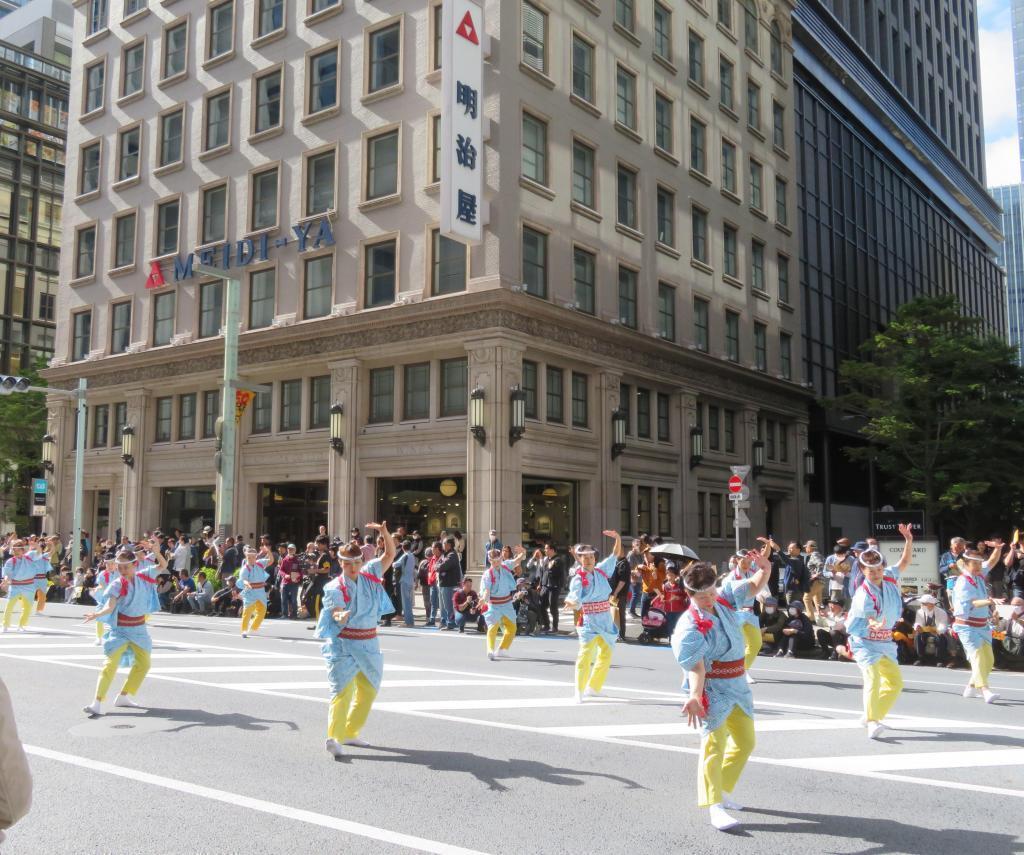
[752,664,1024,694]
[374,697,624,712]
[226,678,566,690]
[23,744,490,855]
[788,748,1024,773]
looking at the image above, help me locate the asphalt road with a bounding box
[3,602,1024,855]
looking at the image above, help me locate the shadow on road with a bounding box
[879,728,1024,748]
[107,707,299,734]
[345,745,648,793]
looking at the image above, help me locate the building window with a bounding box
[617,164,637,229]
[653,2,672,62]
[308,46,339,114]
[208,0,234,60]
[546,366,563,423]
[440,357,468,417]
[743,0,758,53]
[365,240,396,308]
[249,268,275,328]
[251,390,271,434]
[163,21,187,80]
[709,492,722,538]
[430,113,441,183]
[366,129,399,200]
[655,93,673,153]
[687,31,704,86]
[619,383,631,435]
[697,492,706,537]
[770,20,783,75]
[658,282,675,340]
[749,159,763,210]
[250,166,278,232]
[198,280,223,339]
[636,388,651,438]
[92,404,109,448]
[618,266,637,328]
[110,301,131,354]
[775,176,788,226]
[202,391,219,439]
[257,0,284,38]
[309,375,331,428]
[204,89,231,151]
[720,57,734,110]
[431,230,466,295]
[724,409,735,452]
[708,405,720,450]
[87,0,108,35]
[403,363,429,420]
[571,34,594,102]
[369,367,394,423]
[117,125,140,182]
[751,239,766,291]
[80,142,101,195]
[158,109,184,168]
[779,421,789,462]
[780,332,792,380]
[279,379,301,431]
[178,393,196,440]
[305,150,335,215]
[723,223,738,277]
[772,100,785,150]
[615,0,635,32]
[522,1,547,74]
[747,79,760,130]
[201,183,227,245]
[113,212,136,269]
[637,486,652,533]
[72,310,91,361]
[764,418,776,459]
[777,253,790,303]
[571,139,595,208]
[691,206,708,263]
[84,60,104,114]
[725,310,739,362]
[573,246,595,314]
[690,117,706,174]
[121,42,145,98]
[522,360,538,419]
[656,186,675,247]
[155,397,172,442]
[693,297,709,351]
[657,488,671,537]
[718,0,732,29]
[153,291,175,346]
[304,254,332,318]
[621,484,632,534]
[156,198,179,256]
[310,0,338,15]
[657,393,670,441]
[571,372,588,427]
[754,322,767,370]
[75,226,96,279]
[722,139,737,194]
[522,226,547,297]
[615,65,637,130]
[368,21,401,93]
[521,112,547,185]
[430,3,442,70]
[253,68,282,134]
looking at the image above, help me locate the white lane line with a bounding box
[752,664,1024,694]
[23,744,489,855]
[0,643,99,650]
[10,652,308,662]
[226,678,565,691]
[148,664,467,675]
[788,748,1024,773]
[375,697,625,712]
[541,719,870,737]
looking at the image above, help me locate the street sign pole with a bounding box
[728,465,752,554]
[71,377,86,568]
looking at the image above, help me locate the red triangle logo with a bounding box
[145,261,166,289]
[455,10,479,45]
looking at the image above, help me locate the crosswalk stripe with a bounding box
[375,697,624,712]
[784,748,1024,773]
[227,678,566,690]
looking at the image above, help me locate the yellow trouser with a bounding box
[35,588,45,613]
[968,642,995,689]
[861,658,903,722]
[328,673,378,741]
[3,594,32,629]
[95,643,152,701]
[699,706,756,807]
[241,601,267,634]
[741,622,762,670]
[486,616,517,653]
[575,637,613,692]
[96,621,105,640]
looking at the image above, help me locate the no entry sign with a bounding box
[728,475,743,493]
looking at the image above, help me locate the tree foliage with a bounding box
[833,295,1024,539]
[0,362,47,529]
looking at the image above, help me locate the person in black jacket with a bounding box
[775,600,815,658]
[436,537,462,630]
[538,543,567,633]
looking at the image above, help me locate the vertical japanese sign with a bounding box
[441,0,484,244]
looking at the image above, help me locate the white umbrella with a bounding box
[648,542,700,561]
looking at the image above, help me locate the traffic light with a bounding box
[0,375,30,394]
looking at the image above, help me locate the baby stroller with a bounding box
[638,598,671,644]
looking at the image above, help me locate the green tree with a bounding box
[0,362,47,530]
[833,294,1024,539]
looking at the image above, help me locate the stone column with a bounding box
[328,358,360,536]
[465,336,526,576]
[122,388,151,538]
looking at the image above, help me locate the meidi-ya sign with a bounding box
[145,216,336,288]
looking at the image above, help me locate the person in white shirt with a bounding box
[172,536,192,575]
[814,598,851,660]
[912,593,952,666]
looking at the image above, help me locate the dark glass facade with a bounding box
[992,184,1024,366]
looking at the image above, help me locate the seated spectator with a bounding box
[212,582,241,617]
[187,571,214,615]
[775,600,815,658]
[170,570,195,614]
[659,565,689,635]
[911,594,952,666]
[892,607,917,665]
[453,577,485,633]
[815,598,852,660]
[61,571,75,604]
[995,597,1024,669]
[156,573,175,612]
[759,597,786,655]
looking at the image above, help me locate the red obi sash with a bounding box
[707,658,745,679]
[339,626,377,640]
[582,600,611,615]
[117,614,145,627]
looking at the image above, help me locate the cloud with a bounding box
[986,134,1020,187]
[979,26,1017,138]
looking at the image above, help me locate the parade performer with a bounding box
[718,548,771,684]
[562,531,623,703]
[480,545,526,661]
[89,559,122,644]
[238,545,276,638]
[845,523,914,739]
[952,542,1005,704]
[674,560,755,831]
[316,523,395,758]
[1,541,37,632]
[25,535,50,614]
[81,539,167,715]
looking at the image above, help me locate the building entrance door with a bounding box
[376,477,466,539]
[259,482,328,544]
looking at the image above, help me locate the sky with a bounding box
[979,0,1019,187]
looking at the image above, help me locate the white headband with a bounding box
[684,582,716,595]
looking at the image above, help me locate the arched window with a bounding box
[743,0,758,53]
[770,20,783,75]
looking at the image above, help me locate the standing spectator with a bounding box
[437,537,462,631]
[803,540,825,616]
[1004,538,1024,601]
[525,548,544,586]
[626,538,646,617]
[394,540,417,628]
[638,554,667,618]
[453,576,483,633]
[303,535,336,624]
[410,530,425,561]
[824,544,853,607]
[483,530,502,567]
[417,553,433,624]
[360,535,376,564]
[609,553,632,641]
[911,594,951,666]
[172,536,192,576]
[781,541,809,607]
[539,543,567,633]
[938,537,967,608]
[775,600,815,658]
[187,571,214,614]
[659,564,688,635]
[426,542,442,626]
[278,544,303,620]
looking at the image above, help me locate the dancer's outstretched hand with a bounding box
[683,698,705,728]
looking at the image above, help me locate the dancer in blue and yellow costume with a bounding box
[82,538,168,715]
[562,531,623,703]
[952,542,1005,704]
[845,523,914,740]
[238,545,276,638]
[480,544,525,660]
[674,560,755,832]
[316,523,395,758]
[718,547,771,683]
[1,539,37,632]
[90,559,122,644]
